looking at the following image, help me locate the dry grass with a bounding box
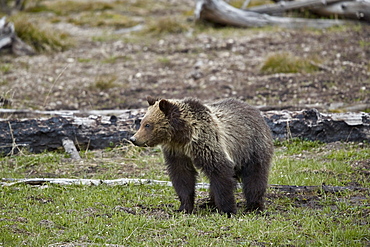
[10,14,73,52]
[26,1,114,15]
[67,11,139,29]
[260,52,320,74]
[91,75,118,91]
[144,16,189,35]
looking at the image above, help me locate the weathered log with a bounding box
[0,109,145,155]
[265,109,370,143]
[311,0,370,21]
[62,138,81,160]
[195,0,349,29]
[247,0,346,15]
[0,109,369,156]
[2,178,367,194]
[247,0,370,22]
[0,16,35,55]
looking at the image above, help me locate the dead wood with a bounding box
[2,178,367,194]
[0,16,35,55]
[0,108,369,156]
[311,0,370,21]
[269,184,368,193]
[247,0,345,14]
[247,0,370,22]
[0,109,145,155]
[195,0,349,29]
[62,138,81,160]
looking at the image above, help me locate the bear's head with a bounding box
[130,96,191,147]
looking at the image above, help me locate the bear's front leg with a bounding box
[163,150,198,213]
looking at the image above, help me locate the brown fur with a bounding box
[130,96,274,215]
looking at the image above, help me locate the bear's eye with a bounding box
[144,123,151,128]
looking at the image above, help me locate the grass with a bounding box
[9,14,73,53]
[260,52,320,74]
[228,0,274,8]
[0,140,369,246]
[144,17,189,35]
[26,1,114,15]
[0,64,12,73]
[66,11,139,29]
[90,75,118,91]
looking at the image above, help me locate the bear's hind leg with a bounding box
[208,169,237,215]
[241,159,269,212]
[165,153,197,213]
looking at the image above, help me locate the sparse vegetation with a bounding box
[145,17,189,35]
[228,0,274,8]
[26,1,114,15]
[91,75,118,91]
[0,140,369,246]
[9,14,73,52]
[67,11,139,29]
[260,52,320,74]
[0,64,12,73]
[157,57,172,66]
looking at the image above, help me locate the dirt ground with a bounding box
[0,1,369,113]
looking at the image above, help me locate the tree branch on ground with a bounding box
[195,0,369,29]
[2,177,368,194]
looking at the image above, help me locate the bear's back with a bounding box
[207,98,265,133]
[207,98,273,166]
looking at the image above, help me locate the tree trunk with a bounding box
[195,0,350,29]
[0,109,369,155]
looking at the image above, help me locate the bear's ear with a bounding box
[159,99,174,116]
[147,95,158,106]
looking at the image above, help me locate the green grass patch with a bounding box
[26,1,114,15]
[0,140,369,246]
[260,52,320,74]
[228,0,274,8]
[67,11,139,29]
[90,75,118,91]
[0,64,12,73]
[10,14,74,53]
[144,17,189,35]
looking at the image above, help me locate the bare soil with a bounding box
[0,6,369,112]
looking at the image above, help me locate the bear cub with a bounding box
[130,96,274,215]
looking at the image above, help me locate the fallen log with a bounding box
[195,0,349,29]
[247,0,370,22]
[0,109,369,156]
[0,109,145,155]
[265,109,370,143]
[2,178,368,193]
[246,0,346,15]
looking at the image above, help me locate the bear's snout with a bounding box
[129,135,146,147]
[129,136,137,145]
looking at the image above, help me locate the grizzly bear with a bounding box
[130,96,274,215]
